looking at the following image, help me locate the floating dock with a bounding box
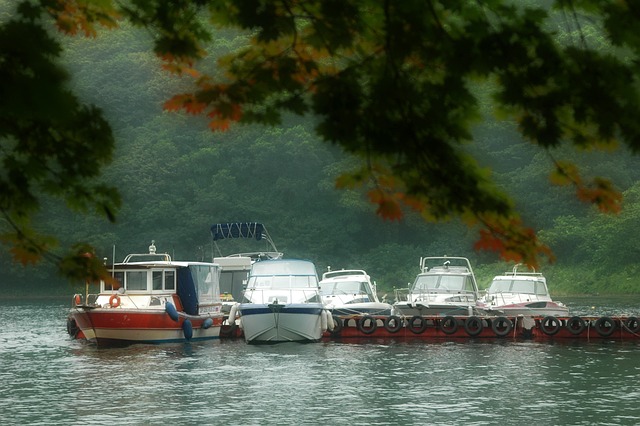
[220,314,640,340]
[322,314,640,340]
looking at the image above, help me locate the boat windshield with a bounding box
[488,279,547,295]
[320,280,372,296]
[412,274,474,292]
[248,260,319,289]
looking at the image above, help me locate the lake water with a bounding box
[1,296,640,425]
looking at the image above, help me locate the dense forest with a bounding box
[2,4,640,297]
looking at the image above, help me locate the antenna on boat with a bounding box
[149,240,156,254]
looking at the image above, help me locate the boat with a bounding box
[393,256,484,318]
[237,258,330,343]
[479,264,569,317]
[319,269,393,316]
[68,241,224,347]
[210,222,283,312]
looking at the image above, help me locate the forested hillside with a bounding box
[2,9,640,297]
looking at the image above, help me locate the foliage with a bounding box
[108,0,640,268]
[3,0,640,286]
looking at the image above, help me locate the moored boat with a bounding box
[320,269,393,316]
[479,264,569,317]
[393,256,484,318]
[68,241,224,347]
[238,259,330,343]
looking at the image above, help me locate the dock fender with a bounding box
[566,316,586,335]
[331,316,342,335]
[624,317,640,333]
[182,319,193,340]
[357,315,378,335]
[540,316,561,336]
[326,311,335,331]
[202,318,213,329]
[491,316,513,337]
[321,310,328,332]
[594,316,616,337]
[228,303,238,326]
[409,315,429,334]
[439,316,458,335]
[464,316,484,337]
[66,317,79,338]
[165,302,179,322]
[384,315,403,333]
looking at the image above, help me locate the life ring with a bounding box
[540,316,561,335]
[109,294,121,308]
[464,316,484,337]
[439,316,458,335]
[624,316,640,333]
[384,315,403,333]
[74,294,82,306]
[331,316,343,335]
[491,316,513,337]
[408,315,428,334]
[594,316,616,337]
[566,316,586,335]
[357,315,378,335]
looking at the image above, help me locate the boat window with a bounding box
[511,280,536,294]
[413,275,439,291]
[535,280,547,295]
[152,271,162,290]
[104,271,124,291]
[165,270,175,290]
[125,271,147,291]
[488,280,510,293]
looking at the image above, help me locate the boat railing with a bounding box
[489,292,550,305]
[394,288,411,302]
[244,288,321,304]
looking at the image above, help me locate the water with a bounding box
[1,296,640,425]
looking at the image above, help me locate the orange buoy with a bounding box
[109,294,121,308]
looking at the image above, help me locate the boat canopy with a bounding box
[211,222,266,241]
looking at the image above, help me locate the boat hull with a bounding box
[393,302,483,317]
[239,303,324,343]
[329,302,393,317]
[71,308,223,347]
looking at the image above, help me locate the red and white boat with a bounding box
[68,241,224,347]
[479,264,569,317]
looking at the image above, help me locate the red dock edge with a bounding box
[321,314,640,340]
[218,314,640,341]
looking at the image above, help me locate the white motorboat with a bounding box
[393,256,484,317]
[319,269,393,316]
[237,259,331,343]
[479,264,569,317]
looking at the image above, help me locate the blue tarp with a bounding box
[210,222,265,241]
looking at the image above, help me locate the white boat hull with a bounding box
[239,303,324,343]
